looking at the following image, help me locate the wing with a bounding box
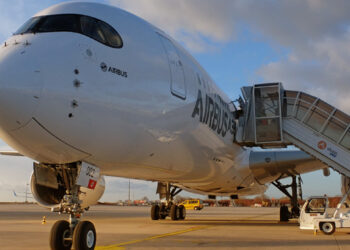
[249,149,327,184]
[0,151,24,156]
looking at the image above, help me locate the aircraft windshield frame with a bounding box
[14,14,123,49]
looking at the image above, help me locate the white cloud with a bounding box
[259,29,350,111]
[110,0,350,110]
[110,0,350,52]
[110,0,237,52]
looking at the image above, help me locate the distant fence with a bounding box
[203,196,343,208]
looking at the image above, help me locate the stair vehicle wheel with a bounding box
[280,205,290,222]
[151,204,160,220]
[72,221,96,250]
[179,205,186,220]
[50,220,72,250]
[159,204,167,219]
[291,206,300,218]
[320,222,336,235]
[170,204,178,220]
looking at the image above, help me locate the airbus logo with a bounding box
[100,62,128,78]
[191,89,236,138]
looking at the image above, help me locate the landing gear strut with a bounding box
[151,182,185,221]
[48,163,96,250]
[272,175,302,222]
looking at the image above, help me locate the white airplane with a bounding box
[0,2,333,250]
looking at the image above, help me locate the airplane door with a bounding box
[158,34,186,100]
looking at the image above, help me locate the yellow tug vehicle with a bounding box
[180,199,204,210]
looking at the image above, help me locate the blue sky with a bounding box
[0,0,348,202]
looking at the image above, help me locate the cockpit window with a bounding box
[94,19,123,48]
[15,17,41,34]
[37,15,80,33]
[80,16,107,45]
[14,14,123,48]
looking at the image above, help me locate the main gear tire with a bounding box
[170,204,179,220]
[151,204,160,220]
[179,205,186,220]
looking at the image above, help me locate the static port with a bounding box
[73,80,81,88]
[71,100,78,108]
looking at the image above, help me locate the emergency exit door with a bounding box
[158,34,186,99]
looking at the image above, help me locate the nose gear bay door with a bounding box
[158,34,186,100]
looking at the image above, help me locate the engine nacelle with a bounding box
[31,172,105,209]
[341,175,350,200]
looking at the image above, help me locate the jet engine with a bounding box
[30,166,105,209]
[341,175,350,201]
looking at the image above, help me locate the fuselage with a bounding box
[0,2,266,196]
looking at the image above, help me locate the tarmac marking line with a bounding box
[96,212,278,250]
[95,225,210,250]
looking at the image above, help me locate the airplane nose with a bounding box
[0,43,43,131]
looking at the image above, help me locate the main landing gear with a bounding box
[150,182,186,221]
[272,175,303,222]
[49,164,96,250]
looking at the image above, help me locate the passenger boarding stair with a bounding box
[235,82,350,177]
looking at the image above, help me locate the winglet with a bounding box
[0,151,24,156]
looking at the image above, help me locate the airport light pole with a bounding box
[128,179,131,203]
[25,183,28,203]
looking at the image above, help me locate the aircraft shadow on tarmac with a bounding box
[161,219,299,227]
[98,231,350,248]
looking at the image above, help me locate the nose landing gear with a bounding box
[49,165,97,250]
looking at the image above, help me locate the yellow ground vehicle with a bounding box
[180,199,204,210]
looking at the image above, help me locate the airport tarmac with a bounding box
[0,204,349,250]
